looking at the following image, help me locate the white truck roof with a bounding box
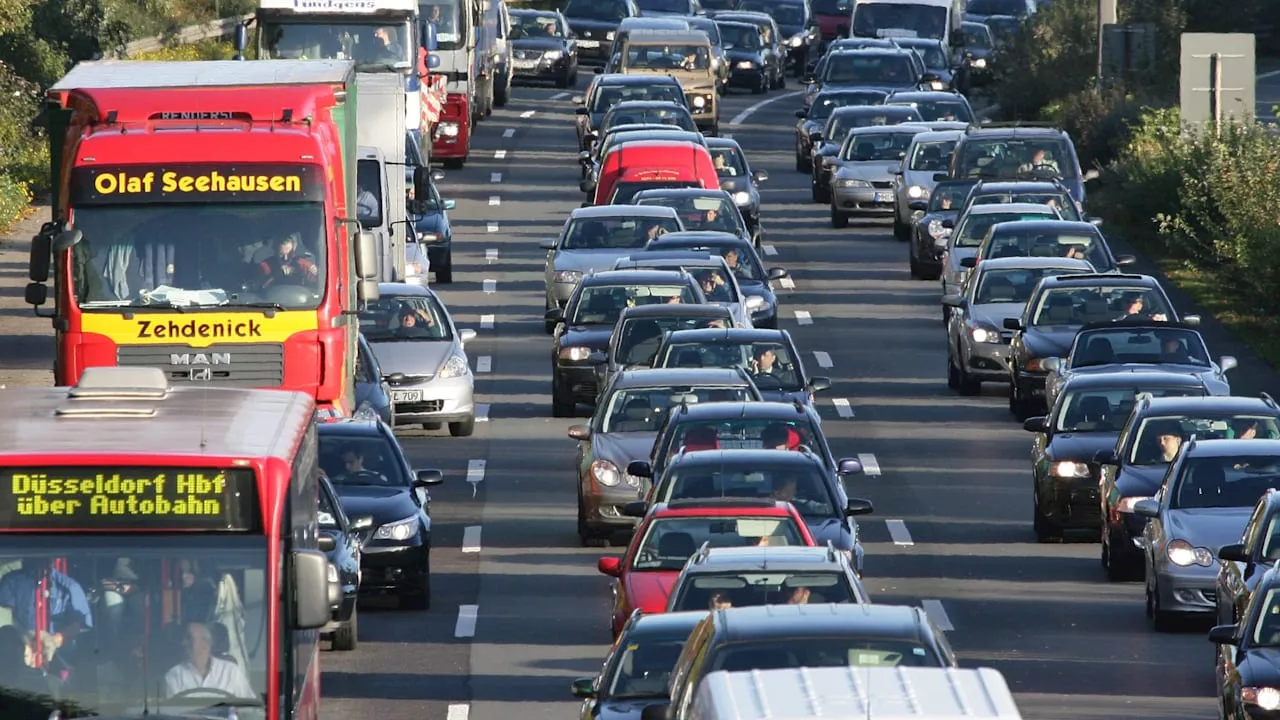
[693,666,1022,720]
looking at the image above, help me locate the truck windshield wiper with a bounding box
[226,301,287,312]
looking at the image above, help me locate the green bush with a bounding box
[131,39,237,61]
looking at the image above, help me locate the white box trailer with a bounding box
[690,667,1022,720]
[356,72,409,282]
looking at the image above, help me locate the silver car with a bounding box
[1136,438,1280,630]
[829,125,929,228]
[358,283,479,437]
[1042,323,1238,409]
[541,205,685,326]
[942,257,1093,394]
[939,202,1062,308]
[611,252,767,328]
[890,129,962,240]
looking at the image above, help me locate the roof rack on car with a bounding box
[826,540,837,563]
[694,540,713,563]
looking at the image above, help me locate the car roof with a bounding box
[1040,273,1156,288]
[1058,371,1207,391]
[614,367,755,388]
[972,256,1094,272]
[713,10,774,21]
[570,204,680,220]
[635,188,733,199]
[617,254,728,269]
[813,88,890,100]
[581,269,695,285]
[962,202,1059,215]
[689,545,844,572]
[711,603,925,641]
[1078,319,1200,333]
[666,448,828,469]
[907,129,965,142]
[650,499,797,517]
[1183,438,1280,458]
[828,47,916,58]
[973,180,1068,193]
[650,231,745,244]
[510,7,556,15]
[608,100,689,110]
[626,30,709,44]
[1137,395,1280,416]
[961,126,1067,139]
[989,219,1098,232]
[704,137,743,150]
[619,303,732,320]
[376,282,440,297]
[847,124,929,136]
[667,400,816,421]
[598,73,682,86]
[603,139,704,151]
[831,105,919,117]
[662,327,792,344]
[893,37,942,46]
[888,91,965,101]
[647,236,753,253]
[317,417,385,436]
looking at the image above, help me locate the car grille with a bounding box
[871,180,893,189]
[1052,482,1101,525]
[117,343,284,387]
[1202,590,1217,604]
[387,374,435,385]
[397,399,444,414]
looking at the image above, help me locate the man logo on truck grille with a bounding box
[171,353,232,366]
[137,319,262,339]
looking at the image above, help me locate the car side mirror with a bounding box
[597,557,622,577]
[845,498,874,516]
[350,515,374,532]
[1083,169,1100,182]
[1088,216,1104,227]
[1220,356,1238,372]
[940,219,954,229]
[795,109,807,119]
[458,328,477,345]
[1208,624,1239,646]
[753,169,768,183]
[412,166,433,207]
[1003,317,1023,331]
[318,534,337,552]
[808,376,831,393]
[580,179,597,193]
[576,107,589,115]
[908,200,927,211]
[837,457,862,475]
[933,172,950,182]
[768,267,788,280]
[940,294,963,309]
[1041,357,1061,372]
[621,500,648,518]
[959,256,976,268]
[1132,498,1160,518]
[571,677,597,698]
[1022,416,1048,433]
[578,150,592,164]
[1115,254,1136,266]
[1219,543,1249,563]
[414,469,445,487]
[626,461,652,478]
[567,424,592,441]
[1092,449,1118,465]
[545,307,564,322]
[539,238,557,250]
[802,74,815,83]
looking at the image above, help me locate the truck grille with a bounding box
[117,343,285,387]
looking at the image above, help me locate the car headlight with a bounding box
[1051,461,1090,478]
[1244,687,1280,710]
[788,34,804,47]
[836,178,871,188]
[970,57,987,69]
[736,60,754,69]
[1166,538,1214,567]
[438,122,460,137]
[437,354,470,379]
[327,562,339,583]
[559,346,593,361]
[544,50,564,60]
[907,185,925,199]
[373,516,418,542]
[927,220,950,240]
[1024,358,1045,372]
[1116,496,1146,513]
[691,95,707,109]
[554,269,583,284]
[590,459,623,487]
[605,31,615,40]
[969,323,1001,343]
[732,191,750,205]
[928,80,945,90]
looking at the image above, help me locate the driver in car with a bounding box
[1019,149,1059,175]
[337,445,389,484]
[258,233,318,289]
[164,621,255,699]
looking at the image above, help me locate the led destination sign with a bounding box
[0,468,260,531]
[70,164,324,205]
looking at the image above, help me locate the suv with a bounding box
[945,125,1095,206]
[618,29,720,133]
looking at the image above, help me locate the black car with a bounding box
[1023,372,1208,543]
[892,38,957,90]
[810,105,923,204]
[1004,273,1182,420]
[575,74,688,151]
[570,610,707,720]
[946,125,1094,207]
[548,270,707,417]
[563,0,640,66]
[652,327,828,403]
[705,137,767,233]
[908,178,976,280]
[713,11,786,90]
[596,302,737,394]
[509,9,579,88]
[1210,567,1280,718]
[737,0,820,75]
[1217,489,1280,627]
[644,231,787,328]
[318,472,371,651]
[804,47,939,96]
[793,89,888,172]
[956,21,995,92]
[355,333,394,426]
[715,20,779,94]
[317,418,444,610]
[885,90,975,123]
[1098,394,1280,581]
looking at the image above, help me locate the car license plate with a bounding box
[393,390,423,403]
[513,59,539,69]
[874,192,893,203]
[579,39,599,48]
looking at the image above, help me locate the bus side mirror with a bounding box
[291,549,332,629]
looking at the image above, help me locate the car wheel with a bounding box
[956,360,981,396]
[946,352,960,390]
[753,75,766,94]
[449,415,476,437]
[435,252,453,284]
[1103,524,1140,581]
[443,158,465,170]
[812,181,830,205]
[331,604,358,651]
[1032,488,1062,542]
[495,73,511,106]
[1147,578,1175,631]
[892,214,909,241]
[909,251,922,279]
[829,204,848,229]
[552,376,575,417]
[400,553,431,611]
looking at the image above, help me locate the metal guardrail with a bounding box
[121,13,253,56]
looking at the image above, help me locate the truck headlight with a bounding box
[439,122,460,137]
[733,191,750,205]
[692,95,707,109]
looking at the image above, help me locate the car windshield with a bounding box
[626,44,711,70]
[358,294,451,341]
[1172,456,1280,510]
[985,16,1020,43]
[592,84,686,112]
[260,19,413,67]
[565,0,627,21]
[604,107,696,132]
[739,2,803,25]
[826,110,923,147]
[968,0,1028,15]
[622,264,739,302]
[511,13,564,38]
[1054,387,1206,433]
[840,130,919,161]
[670,573,858,611]
[958,138,1075,179]
[603,635,686,698]
[973,266,1088,305]
[889,99,972,122]
[953,211,1055,247]
[901,43,948,68]
[615,316,732,366]
[962,23,994,49]
[319,434,409,486]
[908,140,956,171]
[71,204,326,311]
[650,244,764,282]
[972,192,1081,220]
[851,4,948,40]
[1129,415,1280,465]
[718,23,762,51]
[564,216,681,250]
[633,516,807,570]
[572,284,698,325]
[636,196,746,236]
[929,181,977,210]
[659,340,803,391]
[982,228,1105,266]
[824,54,917,84]
[0,536,269,718]
[1071,327,1211,368]
[613,181,702,204]
[1030,286,1174,326]
[637,0,690,12]
[666,418,821,456]
[656,464,836,517]
[710,147,749,177]
[809,92,887,122]
[601,386,756,432]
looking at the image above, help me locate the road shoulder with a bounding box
[0,202,55,387]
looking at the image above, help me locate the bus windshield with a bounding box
[852,4,948,40]
[70,204,328,311]
[422,0,466,50]
[260,19,414,69]
[0,535,269,718]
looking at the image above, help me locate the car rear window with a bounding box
[669,572,858,610]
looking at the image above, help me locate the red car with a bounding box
[596,498,816,637]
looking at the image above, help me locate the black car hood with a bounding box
[1022,326,1082,359]
[726,48,766,63]
[332,484,418,525]
[1046,431,1121,461]
[1116,464,1171,497]
[513,38,565,51]
[808,517,853,551]
[568,18,618,35]
[596,697,668,720]
[561,325,615,352]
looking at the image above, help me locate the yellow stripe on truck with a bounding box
[81,311,320,348]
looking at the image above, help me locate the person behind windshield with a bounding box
[1158,431,1183,463]
[397,305,437,336]
[337,444,389,483]
[258,233,318,289]
[786,585,811,604]
[761,423,802,450]
[749,345,782,381]
[696,270,730,302]
[363,26,401,62]
[1235,419,1261,439]
[708,591,733,610]
[0,558,93,654]
[1115,293,1168,322]
[426,5,449,32]
[1159,336,1195,364]
[1019,148,1059,175]
[713,153,734,175]
[641,220,668,243]
[357,184,379,222]
[164,621,255,699]
[722,248,749,280]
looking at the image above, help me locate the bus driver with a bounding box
[164,621,255,699]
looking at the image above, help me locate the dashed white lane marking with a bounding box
[480,314,495,329]
[922,599,954,631]
[503,128,515,138]
[476,403,491,422]
[1260,68,1280,80]
[551,91,570,100]
[832,398,854,419]
[447,705,470,720]
[467,459,487,485]
[489,195,501,206]
[813,351,833,368]
[462,525,483,553]
[495,149,507,160]
[485,248,498,263]
[885,519,914,546]
[779,276,795,290]
[490,172,502,183]
[858,453,882,477]
[483,279,497,294]
[454,605,479,637]
[487,222,499,233]
[520,110,536,118]
[794,310,812,325]
[762,244,778,256]
[476,356,492,373]
[729,90,803,126]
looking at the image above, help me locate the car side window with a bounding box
[318,477,348,530]
[1243,502,1268,552]
[1114,409,1139,463]
[667,618,709,699]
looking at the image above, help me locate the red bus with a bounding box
[0,367,331,720]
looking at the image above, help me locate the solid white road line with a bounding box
[476,403,490,422]
[551,91,570,100]
[520,110,536,118]
[761,244,778,256]
[494,149,507,160]
[488,195,501,206]
[832,398,854,419]
[462,525,483,553]
[485,248,498,263]
[813,351,833,368]
[503,128,516,138]
[480,314,495,329]
[922,599,954,631]
[858,453,882,477]
[778,276,795,290]
[486,221,499,233]
[728,90,803,126]
[447,704,470,720]
[1259,68,1280,81]
[794,310,812,325]
[490,172,502,183]
[476,356,492,373]
[454,605,479,637]
[885,519,914,546]
[483,279,497,294]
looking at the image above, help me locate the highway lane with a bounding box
[1258,64,1280,121]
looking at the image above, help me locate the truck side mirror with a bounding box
[413,166,433,207]
[354,230,379,281]
[29,229,52,282]
[24,283,47,308]
[234,22,249,56]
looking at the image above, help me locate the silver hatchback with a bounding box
[829,125,928,228]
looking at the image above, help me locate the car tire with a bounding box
[1147,579,1176,631]
[443,158,465,170]
[812,180,830,204]
[449,415,476,437]
[495,72,511,106]
[552,377,575,417]
[892,214,909,241]
[946,353,960,390]
[796,151,810,173]
[956,359,981,396]
[830,204,848,229]
[909,251,922,280]
[753,75,766,94]
[1102,525,1141,581]
[435,253,453,284]
[331,605,358,651]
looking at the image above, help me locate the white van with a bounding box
[850,0,965,49]
[688,666,1023,720]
